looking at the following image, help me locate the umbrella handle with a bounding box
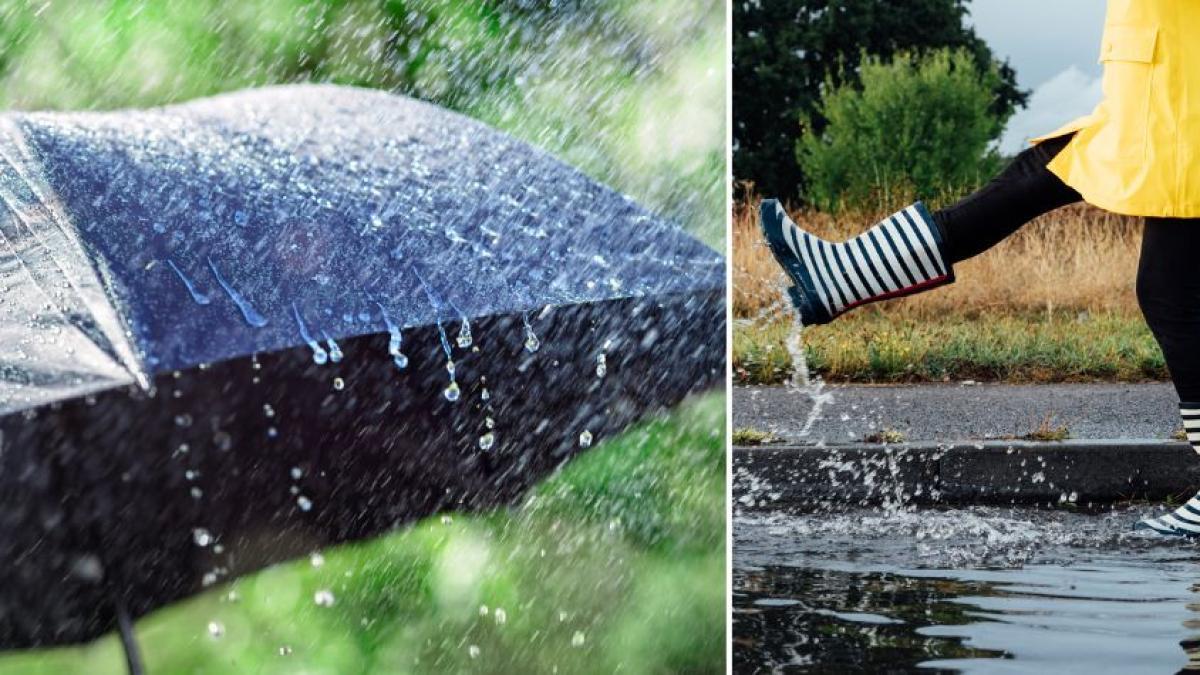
[113,597,145,675]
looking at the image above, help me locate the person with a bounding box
[760,0,1200,535]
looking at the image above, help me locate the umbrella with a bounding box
[0,85,723,670]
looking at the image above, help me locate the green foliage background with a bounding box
[733,0,1026,203]
[0,0,725,245]
[797,49,1006,211]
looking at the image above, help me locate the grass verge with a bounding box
[735,310,1165,385]
[0,393,725,675]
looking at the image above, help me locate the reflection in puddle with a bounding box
[735,508,1200,673]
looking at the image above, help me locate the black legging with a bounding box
[932,136,1200,403]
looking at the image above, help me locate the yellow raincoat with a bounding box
[1031,0,1200,217]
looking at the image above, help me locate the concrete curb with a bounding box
[733,440,1200,510]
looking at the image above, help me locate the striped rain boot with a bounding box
[759,199,955,325]
[1136,403,1200,536]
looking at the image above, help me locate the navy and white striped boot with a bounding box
[1136,404,1200,536]
[759,199,955,325]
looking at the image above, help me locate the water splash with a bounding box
[291,302,328,365]
[166,259,211,305]
[784,312,832,437]
[595,352,607,378]
[375,301,408,370]
[207,257,268,327]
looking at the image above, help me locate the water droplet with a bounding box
[175,413,193,427]
[263,404,275,417]
[207,257,268,327]
[478,432,495,450]
[456,318,473,348]
[314,589,335,607]
[185,470,198,481]
[579,430,593,448]
[166,260,211,305]
[376,301,408,368]
[290,466,303,480]
[444,381,461,402]
[297,495,313,511]
[595,353,607,378]
[571,631,585,647]
[393,353,409,369]
[485,416,495,429]
[292,303,328,364]
[193,528,213,547]
[494,608,507,625]
[481,388,490,401]
[278,645,293,656]
[522,314,540,353]
[207,621,224,639]
[468,645,481,659]
[479,605,489,616]
[333,377,345,390]
[310,552,325,568]
[324,334,343,363]
[190,486,203,499]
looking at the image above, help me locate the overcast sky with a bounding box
[967,0,1107,154]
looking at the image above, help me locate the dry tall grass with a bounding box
[733,200,1144,320]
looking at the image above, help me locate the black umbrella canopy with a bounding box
[0,85,723,651]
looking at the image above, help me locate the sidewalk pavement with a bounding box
[732,383,1197,509]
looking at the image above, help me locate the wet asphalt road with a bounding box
[733,383,1181,443]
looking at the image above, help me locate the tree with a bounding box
[798,49,1005,211]
[733,0,1026,202]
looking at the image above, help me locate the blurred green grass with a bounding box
[0,393,725,674]
[0,0,725,247]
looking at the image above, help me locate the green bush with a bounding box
[796,48,1008,212]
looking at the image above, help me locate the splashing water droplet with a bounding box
[297,495,313,511]
[494,608,507,625]
[468,645,481,659]
[207,621,224,639]
[310,552,324,568]
[595,353,607,378]
[166,259,211,305]
[481,388,490,401]
[571,631,585,647]
[522,313,540,353]
[207,257,267,327]
[579,430,593,448]
[478,432,495,450]
[314,589,335,607]
[292,303,328,364]
[444,381,461,402]
[333,377,345,390]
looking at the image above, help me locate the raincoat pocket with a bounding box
[1093,24,1158,162]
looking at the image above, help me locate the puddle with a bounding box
[734,508,1200,673]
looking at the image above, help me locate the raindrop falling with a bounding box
[571,630,586,647]
[457,317,473,348]
[207,621,224,639]
[478,432,495,450]
[292,303,328,364]
[579,430,593,448]
[297,495,313,511]
[314,589,335,607]
[290,466,303,480]
[444,380,461,402]
[522,313,540,353]
[333,377,345,390]
[310,552,325,568]
[166,259,211,305]
[595,353,607,378]
[207,257,268,327]
[494,608,507,625]
[193,528,213,547]
[468,645,481,659]
[278,646,293,657]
